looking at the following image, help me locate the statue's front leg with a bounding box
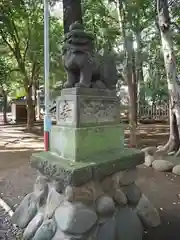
[64,70,77,88]
[75,64,93,88]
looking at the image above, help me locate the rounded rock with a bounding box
[12,193,37,228]
[114,189,127,205]
[23,212,44,240]
[96,196,115,216]
[33,219,57,240]
[152,160,174,172]
[34,176,49,206]
[141,147,157,156]
[113,170,137,186]
[172,165,180,175]
[122,183,142,206]
[96,217,116,240]
[55,202,97,235]
[45,188,64,219]
[144,154,154,167]
[135,194,161,228]
[115,207,143,240]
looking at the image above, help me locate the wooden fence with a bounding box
[121,104,169,121]
[137,104,169,121]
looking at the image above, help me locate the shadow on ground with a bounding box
[137,166,180,240]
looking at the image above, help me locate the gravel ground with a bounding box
[0,206,23,239]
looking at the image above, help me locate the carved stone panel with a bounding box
[57,100,74,125]
[79,99,118,124]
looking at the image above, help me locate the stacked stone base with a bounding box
[12,170,160,240]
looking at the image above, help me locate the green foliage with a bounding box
[0,0,179,108]
[82,0,120,50]
[0,0,64,92]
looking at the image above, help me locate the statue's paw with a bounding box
[75,82,90,88]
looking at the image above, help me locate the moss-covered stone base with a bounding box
[50,125,124,161]
[31,148,144,187]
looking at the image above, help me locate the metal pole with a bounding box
[44,0,51,151]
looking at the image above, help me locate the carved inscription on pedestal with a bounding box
[57,100,74,124]
[80,99,118,124]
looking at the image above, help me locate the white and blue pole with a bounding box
[43,0,51,151]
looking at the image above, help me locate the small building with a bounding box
[11,98,35,123]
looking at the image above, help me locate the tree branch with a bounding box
[171,22,180,32]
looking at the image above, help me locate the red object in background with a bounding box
[44,131,49,151]
[128,144,137,148]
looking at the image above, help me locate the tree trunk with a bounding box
[157,0,180,154]
[136,31,145,105]
[116,0,137,147]
[2,90,8,124]
[62,0,83,34]
[126,33,137,147]
[26,85,34,131]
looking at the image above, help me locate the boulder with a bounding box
[23,212,44,240]
[135,194,161,228]
[172,165,180,175]
[144,154,154,167]
[115,207,143,240]
[34,176,49,206]
[96,217,116,240]
[141,147,157,156]
[114,188,127,205]
[96,195,115,216]
[45,188,64,219]
[55,202,97,235]
[122,183,142,206]
[152,160,174,172]
[12,193,37,228]
[33,219,56,240]
[112,169,137,187]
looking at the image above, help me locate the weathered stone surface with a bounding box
[31,152,93,187]
[112,169,137,186]
[172,165,180,175]
[96,217,116,240]
[96,196,115,216]
[114,188,127,205]
[31,149,144,187]
[55,202,97,235]
[23,212,44,240]
[115,207,143,240]
[12,193,37,228]
[50,124,124,162]
[135,194,161,228]
[92,149,144,181]
[45,188,64,219]
[33,219,56,240]
[122,183,142,205]
[100,176,113,193]
[144,154,154,167]
[34,176,48,206]
[152,160,174,172]
[56,89,120,127]
[64,181,103,206]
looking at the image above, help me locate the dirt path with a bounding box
[0,125,43,207]
[0,124,179,239]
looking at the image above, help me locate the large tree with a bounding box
[62,0,82,33]
[0,0,62,130]
[157,0,180,154]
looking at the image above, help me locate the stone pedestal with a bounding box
[12,88,160,240]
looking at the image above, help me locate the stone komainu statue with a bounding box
[62,22,118,90]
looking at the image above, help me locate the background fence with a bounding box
[121,103,169,122]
